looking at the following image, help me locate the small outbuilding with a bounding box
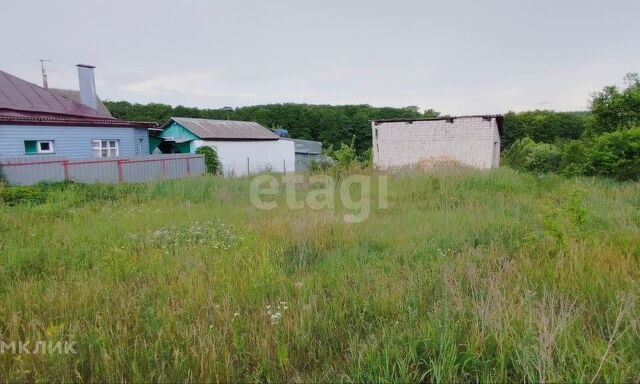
[372,115,503,170]
[282,138,322,172]
[158,117,295,176]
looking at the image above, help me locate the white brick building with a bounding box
[372,115,503,170]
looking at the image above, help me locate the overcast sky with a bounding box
[2,0,639,115]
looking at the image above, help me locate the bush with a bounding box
[504,137,561,174]
[505,128,640,181]
[307,156,334,172]
[0,186,47,206]
[585,127,640,180]
[322,136,362,171]
[0,163,6,185]
[558,139,591,177]
[196,146,222,175]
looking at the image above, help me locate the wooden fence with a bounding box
[0,154,206,185]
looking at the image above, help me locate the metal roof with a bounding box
[0,114,157,128]
[166,117,279,140]
[48,88,113,118]
[0,70,105,118]
[283,138,322,154]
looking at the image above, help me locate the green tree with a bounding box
[502,110,589,148]
[590,73,640,134]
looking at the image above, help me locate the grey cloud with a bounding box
[1,0,638,114]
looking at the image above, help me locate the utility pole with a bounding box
[39,59,51,89]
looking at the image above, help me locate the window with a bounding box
[92,140,119,157]
[24,140,54,154]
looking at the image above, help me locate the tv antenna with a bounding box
[39,59,52,89]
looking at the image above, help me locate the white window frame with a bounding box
[92,139,120,158]
[37,140,54,154]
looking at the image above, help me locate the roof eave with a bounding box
[200,137,280,141]
[0,116,158,129]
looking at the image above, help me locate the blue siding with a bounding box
[0,125,147,158]
[134,128,150,155]
[159,122,200,142]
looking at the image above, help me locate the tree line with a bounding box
[502,74,640,180]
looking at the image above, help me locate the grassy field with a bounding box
[0,168,639,382]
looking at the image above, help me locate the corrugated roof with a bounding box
[0,115,157,128]
[48,88,112,118]
[283,138,322,154]
[0,70,105,118]
[166,117,279,140]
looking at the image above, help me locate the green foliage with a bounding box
[307,157,334,172]
[327,140,358,169]
[504,137,562,174]
[505,128,640,181]
[0,182,146,207]
[502,110,590,148]
[104,101,430,154]
[359,147,373,168]
[320,136,368,173]
[590,73,640,134]
[585,127,640,180]
[0,163,6,185]
[195,146,222,174]
[558,139,591,177]
[505,74,640,180]
[422,108,440,118]
[0,185,47,206]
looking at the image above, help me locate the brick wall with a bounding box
[372,117,501,170]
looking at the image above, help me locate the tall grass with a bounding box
[0,168,638,382]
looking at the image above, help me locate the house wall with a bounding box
[0,125,150,158]
[372,117,501,170]
[133,128,150,155]
[160,122,200,143]
[194,139,295,176]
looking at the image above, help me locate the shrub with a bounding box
[558,139,591,177]
[331,143,358,169]
[0,186,47,206]
[196,146,222,175]
[359,148,373,168]
[504,137,561,174]
[307,156,334,172]
[0,163,6,185]
[585,127,640,180]
[323,136,361,171]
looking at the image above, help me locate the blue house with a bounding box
[0,65,156,159]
